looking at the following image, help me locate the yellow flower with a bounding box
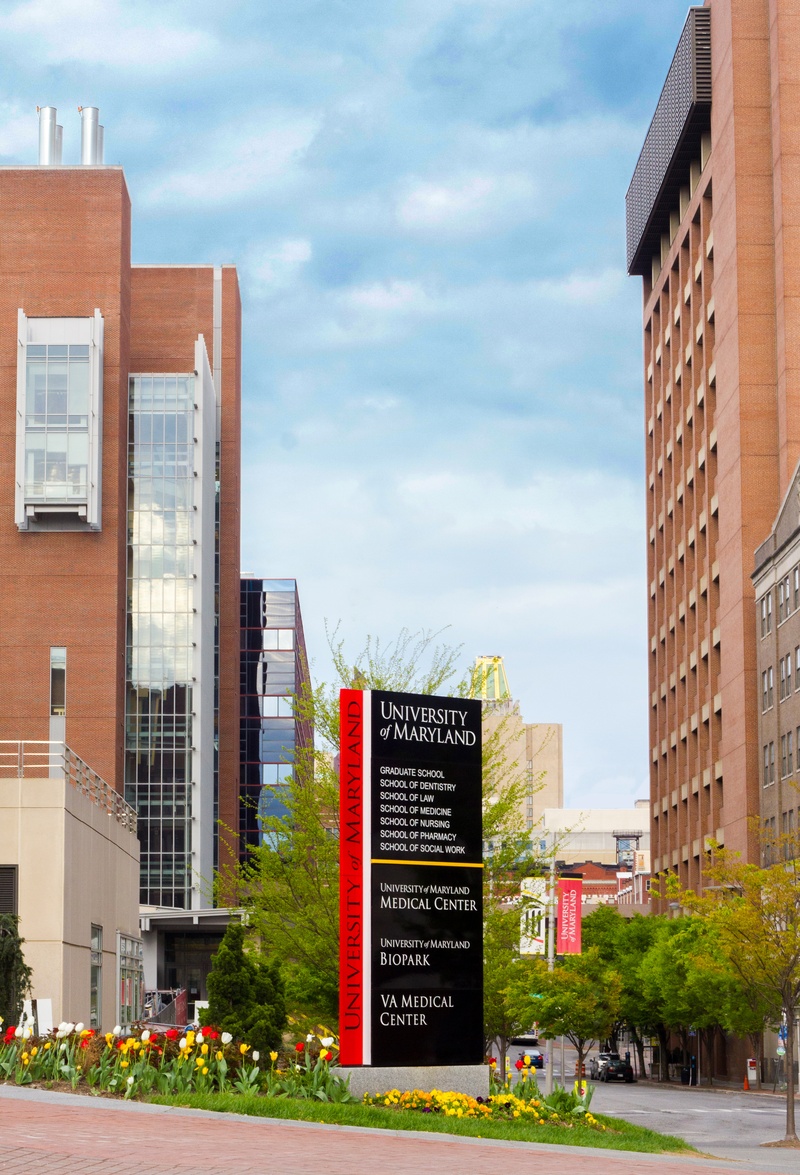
[201,1043,209,1055]
[202,1066,209,1076]
[44,1042,51,1051]
[21,1053,28,1062]
[269,1051,278,1062]
[239,1043,250,1055]
[216,1051,223,1061]
[121,1061,129,1069]
[30,1047,38,1057]
[195,1055,205,1067]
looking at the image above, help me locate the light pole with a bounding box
[544,841,556,1096]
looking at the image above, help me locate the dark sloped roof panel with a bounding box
[626,7,711,276]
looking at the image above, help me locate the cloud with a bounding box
[0,0,217,69]
[396,170,537,235]
[246,238,313,295]
[0,101,34,158]
[143,112,321,207]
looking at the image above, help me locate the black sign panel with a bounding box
[369,690,483,1066]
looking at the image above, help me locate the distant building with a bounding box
[239,578,312,856]
[471,655,563,837]
[752,462,800,858]
[540,801,651,869]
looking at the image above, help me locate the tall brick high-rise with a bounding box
[0,107,241,909]
[626,3,800,888]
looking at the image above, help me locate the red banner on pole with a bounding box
[556,876,582,954]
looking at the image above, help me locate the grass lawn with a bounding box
[146,1093,694,1154]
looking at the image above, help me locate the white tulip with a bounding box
[320,1037,334,1048]
[221,1032,232,1045]
[306,1033,314,1042]
[141,1030,150,1042]
[127,1075,134,1085]
[74,1023,84,1033]
[14,1027,22,1038]
[252,1051,260,1062]
[112,1025,121,1036]
[179,1037,187,1049]
[196,1032,204,1044]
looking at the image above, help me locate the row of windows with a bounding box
[761,646,800,710]
[760,567,800,636]
[764,727,800,784]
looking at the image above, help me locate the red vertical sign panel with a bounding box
[556,876,582,954]
[338,690,365,1064]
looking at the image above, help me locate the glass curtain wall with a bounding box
[126,375,195,907]
[239,579,310,854]
[24,344,90,503]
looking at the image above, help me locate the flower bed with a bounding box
[363,1087,606,1131]
[0,1020,351,1102]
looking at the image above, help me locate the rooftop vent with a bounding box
[36,105,104,165]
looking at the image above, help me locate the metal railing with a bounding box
[0,740,137,834]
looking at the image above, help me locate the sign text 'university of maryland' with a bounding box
[338,689,483,1067]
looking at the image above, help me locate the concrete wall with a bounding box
[0,774,139,1028]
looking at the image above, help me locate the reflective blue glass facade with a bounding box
[239,578,311,854]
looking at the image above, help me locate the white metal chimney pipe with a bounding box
[78,106,100,165]
[37,106,57,165]
[97,125,104,164]
[54,125,63,165]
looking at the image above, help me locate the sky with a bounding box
[0,0,693,809]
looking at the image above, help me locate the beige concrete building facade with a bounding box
[627,2,800,888]
[0,742,141,1030]
[472,656,563,834]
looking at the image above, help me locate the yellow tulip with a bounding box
[31,1047,38,1056]
[269,1051,278,1062]
[239,1043,250,1055]
[202,1066,209,1076]
[44,1042,51,1051]
[121,1061,129,1069]
[201,1043,209,1055]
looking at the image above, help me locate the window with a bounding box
[780,659,787,700]
[769,666,774,708]
[16,311,103,531]
[90,925,102,1030]
[796,647,800,691]
[0,866,17,915]
[779,580,786,623]
[761,596,768,637]
[789,730,794,777]
[50,647,66,716]
[795,568,800,611]
[789,654,794,696]
[764,742,776,786]
[116,933,144,1033]
[763,667,774,711]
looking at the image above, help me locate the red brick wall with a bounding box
[0,168,131,790]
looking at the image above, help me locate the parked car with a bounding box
[601,1056,634,1083]
[509,1033,539,1048]
[588,1051,618,1079]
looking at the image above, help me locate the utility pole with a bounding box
[544,841,556,1096]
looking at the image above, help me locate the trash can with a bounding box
[681,1065,691,1085]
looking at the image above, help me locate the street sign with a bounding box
[777,1046,786,1057]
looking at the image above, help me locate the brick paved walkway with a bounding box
[0,1086,793,1174]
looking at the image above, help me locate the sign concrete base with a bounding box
[338,1064,489,1100]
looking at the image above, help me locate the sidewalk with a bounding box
[0,1085,795,1175]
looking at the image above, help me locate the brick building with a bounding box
[626,3,800,889]
[0,107,241,910]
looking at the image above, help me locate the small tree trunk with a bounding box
[783,1007,797,1143]
[658,1026,670,1081]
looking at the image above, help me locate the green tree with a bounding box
[663,828,800,1144]
[0,914,32,1029]
[532,947,622,1084]
[483,906,542,1081]
[200,920,286,1053]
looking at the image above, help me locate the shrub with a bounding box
[200,921,286,1054]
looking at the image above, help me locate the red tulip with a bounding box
[295,1041,305,1052]
[515,1058,524,1070]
